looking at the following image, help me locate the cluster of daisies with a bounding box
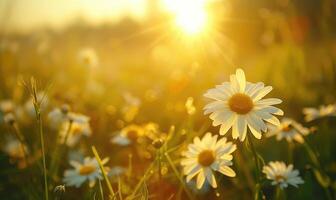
[0,68,335,197]
[181,68,335,191]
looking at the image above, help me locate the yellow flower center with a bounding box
[79,165,96,175]
[198,150,215,167]
[72,124,84,135]
[275,175,286,182]
[281,124,293,132]
[126,130,138,141]
[228,93,254,114]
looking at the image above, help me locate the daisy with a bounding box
[107,166,126,178]
[111,124,144,146]
[3,112,16,125]
[77,48,99,69]
[181,132,236,189]
[63,157,109,188]
[267,118,310,143]
[58,115,92,147]
[2,137,28,168]
[47,104,71,129]
[0,100,14,114]
[262,161,304,189]
[122,92,141,122]
[3,138,28,160]
[142,122,166,142]
[303,104,336,122]
[204,68,283,141]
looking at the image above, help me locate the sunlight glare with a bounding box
[162,0,208,35]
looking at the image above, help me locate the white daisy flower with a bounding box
[303,104,336,122]
[3,112,16,125]
[3,138,28,160]
[181,132,236,189]
[47,104,71,129]
[111,124,145,146]
[0,100,14,114]
[267,118,310,143]
[262,161,304,189]
[63,157,108,188]
[204,68,283,141]
[2,137,29,168]
[77,48,99,69]
[58,116,92,147]
[107,166,126,178]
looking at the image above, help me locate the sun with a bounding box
[175,8,206,35]
[162,0,209,36]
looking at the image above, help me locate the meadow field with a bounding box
[0,0,336,199]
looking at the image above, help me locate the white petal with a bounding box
[247,112,267,132]
[248,123,262,139]
[236,68,246,93]
[246,82,264,96]
[255,110,281,126]
[204,89,228,101]
[256,98,282,106]
[205,168,217,188]
[204,101,227,115]
[230,75,239,93]
[196,169,206,189]
[219,114,237,135]
[237,116,247,141]
[218,166,236,177]
[186,165,202,182]
[232,119,239,139]
[259,106,284,116]
[252,86,273,101]
[212,110,233,126]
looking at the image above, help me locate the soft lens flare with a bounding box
[163,0,208,35]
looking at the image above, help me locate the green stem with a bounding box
[50,120,73,178]
[288,143,294,163]
[303,142,332,200]
[130,159,155,198]
[247,134,261,178]
[91,146,115,198]
[236,148,255,194]
[118,177,123,200]
[98,180,104,200]
[37,111,49,200]
[275,186,281,200]
[247,134,264,200]
[165,152,194,200]
[275,186,286,200]
[303,142,320,167]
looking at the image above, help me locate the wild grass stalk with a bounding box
[98,180,105,200]
[118,177,123,200]
[24,78,49,200]
[165,152,194,200]
[129,160,155,199]
[91,146,115,199]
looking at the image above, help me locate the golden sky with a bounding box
[0,0,149,33]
